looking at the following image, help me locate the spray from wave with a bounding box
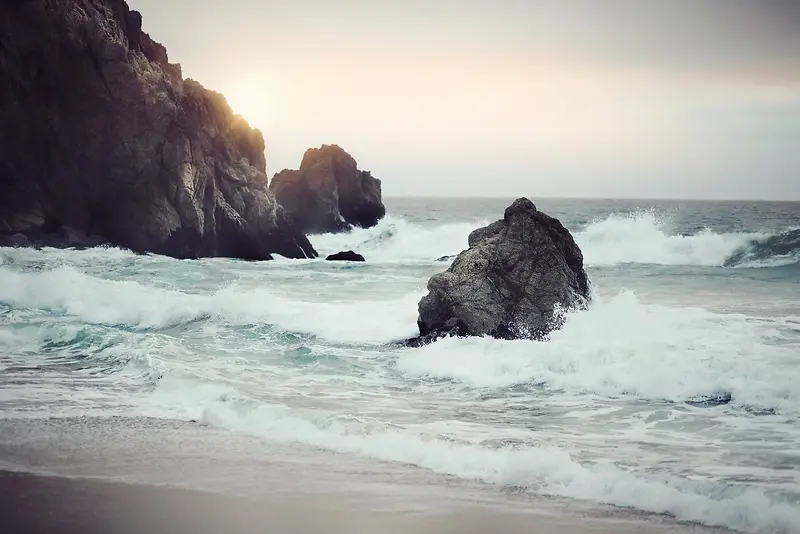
[305,212,800,268]
[574,211,800,268]
[3,211,797,269]
[310,215,483,262]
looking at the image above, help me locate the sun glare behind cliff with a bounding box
[220,75,276,134]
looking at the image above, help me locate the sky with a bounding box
[128,0,800,199]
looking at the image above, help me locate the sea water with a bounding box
[1,197,799,533]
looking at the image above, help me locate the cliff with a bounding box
[0,0,316,259]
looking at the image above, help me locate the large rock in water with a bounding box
[0,0,316,260]
[413,198,590,345]
[270,145,385,234]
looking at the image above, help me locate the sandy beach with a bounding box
[0,416,728,534]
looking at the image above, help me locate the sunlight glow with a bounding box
[221,78,273,132]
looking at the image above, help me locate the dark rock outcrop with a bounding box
[3,233,31,248]
[411,198,590,346]
[325,250,365,262]
[270,145,385,234]
[0,0,316,260]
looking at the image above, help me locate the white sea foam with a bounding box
[0,265,420,343]
[573,211,764,267]
[3,217,800,533]
[310,215,482,262]
[0,244,152,266]
[735,253,800,269]
[397,290,799,413]
[4,212,793,270]
[0,265,208,328]
[307,212,799,268]
[142,377,800,534]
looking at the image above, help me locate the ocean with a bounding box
[1,197,799,534]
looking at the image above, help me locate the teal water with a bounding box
[1,198,799,533]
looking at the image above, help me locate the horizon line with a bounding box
[383,195,800,203]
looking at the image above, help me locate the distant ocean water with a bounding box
[1,197,799,534]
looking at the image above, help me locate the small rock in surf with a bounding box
[4,233,32,248]
[326,250,366,262]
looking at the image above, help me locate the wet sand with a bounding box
[0,417,728,534]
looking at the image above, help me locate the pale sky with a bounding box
[128,0,800,199]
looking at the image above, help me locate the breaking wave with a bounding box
[0,264,421,344]
[575,212,799,268]
[3,208,800,534]
[307,213,799,268]
[724,228,800,268]
[397,289,800,414]
[310,215,483,262]
[4,261,795,412]
[143,376,800,534]
[3,212,796,269]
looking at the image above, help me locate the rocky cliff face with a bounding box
[412,198,590,346]
[0,0,316,259]
[270,145,385,234]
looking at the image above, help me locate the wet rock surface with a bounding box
[411,198,590,346]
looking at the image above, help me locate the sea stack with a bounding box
[270,145,385,234]
[0,0,316,260]
[411,198,590,345]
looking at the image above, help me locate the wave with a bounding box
[307,212,800,269]
[0,320,168,418]
[5,264,796,411]
[141,377,800,534]
[0,244,141,264]
[573,211,800,268]
[398,290,800,414]
[724,228,800,268]
[3,212,797,269]
[309,215,483,262]
[0,265,421,344]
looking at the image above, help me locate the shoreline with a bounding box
[0,468,726,534]
[0,416,729,534]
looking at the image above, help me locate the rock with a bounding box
[412,198,590,345]
[325,250,365,262]
[0,0,316,260]
[5,233,32,248]
[436,255,457,262]
[84,235,110,248]
[270,145,385,234]
[50,226,87,248]
[39,226,110,249]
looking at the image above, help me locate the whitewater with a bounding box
[1,197,799,534]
